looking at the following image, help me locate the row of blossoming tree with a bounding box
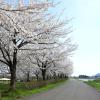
[0,0,76,91]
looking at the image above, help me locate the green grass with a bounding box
[85,79,100,91]
[0,80,67,100]
[0,83,9,91]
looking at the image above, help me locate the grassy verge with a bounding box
[0,80,67,100]
[85,79,100,91]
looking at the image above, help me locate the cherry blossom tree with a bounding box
[0,0,52,90]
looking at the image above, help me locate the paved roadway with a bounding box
[23,79,100,100]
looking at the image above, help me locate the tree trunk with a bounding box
[26,72,30,82]
[9,66,16,91]
[36,75,39,81]
[53,72,56,80]
[9,47,17,91]
[42,70,46,81]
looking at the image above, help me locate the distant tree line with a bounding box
[79,75,89,79]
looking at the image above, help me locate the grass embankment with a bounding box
[85,79,100,91]
[0,79,67,100]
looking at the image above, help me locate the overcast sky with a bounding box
[59,0,100,76]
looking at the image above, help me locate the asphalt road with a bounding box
[23,79,100,100]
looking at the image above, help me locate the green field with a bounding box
[85,79,100,91]
[0,80,66,100]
